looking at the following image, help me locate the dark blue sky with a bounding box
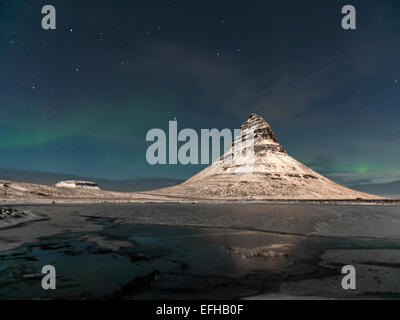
[0,0,399,184]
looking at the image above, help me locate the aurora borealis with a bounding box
[0,0,399,185]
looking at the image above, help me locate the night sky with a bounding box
[1,0,399,185]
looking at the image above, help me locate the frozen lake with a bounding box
[1,203,400,299]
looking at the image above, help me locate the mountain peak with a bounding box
[239,113,285,154]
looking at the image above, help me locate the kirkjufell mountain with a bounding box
[155,114,383,200]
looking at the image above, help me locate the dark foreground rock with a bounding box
[0,208,27,220]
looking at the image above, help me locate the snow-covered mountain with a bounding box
[156,114,384,200]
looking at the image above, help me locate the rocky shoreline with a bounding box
[0,207,28,218]
[0,198,399,207]
[0,207,36,229]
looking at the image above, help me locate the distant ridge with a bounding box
[349,180,400,200]
[0,168,182,192]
